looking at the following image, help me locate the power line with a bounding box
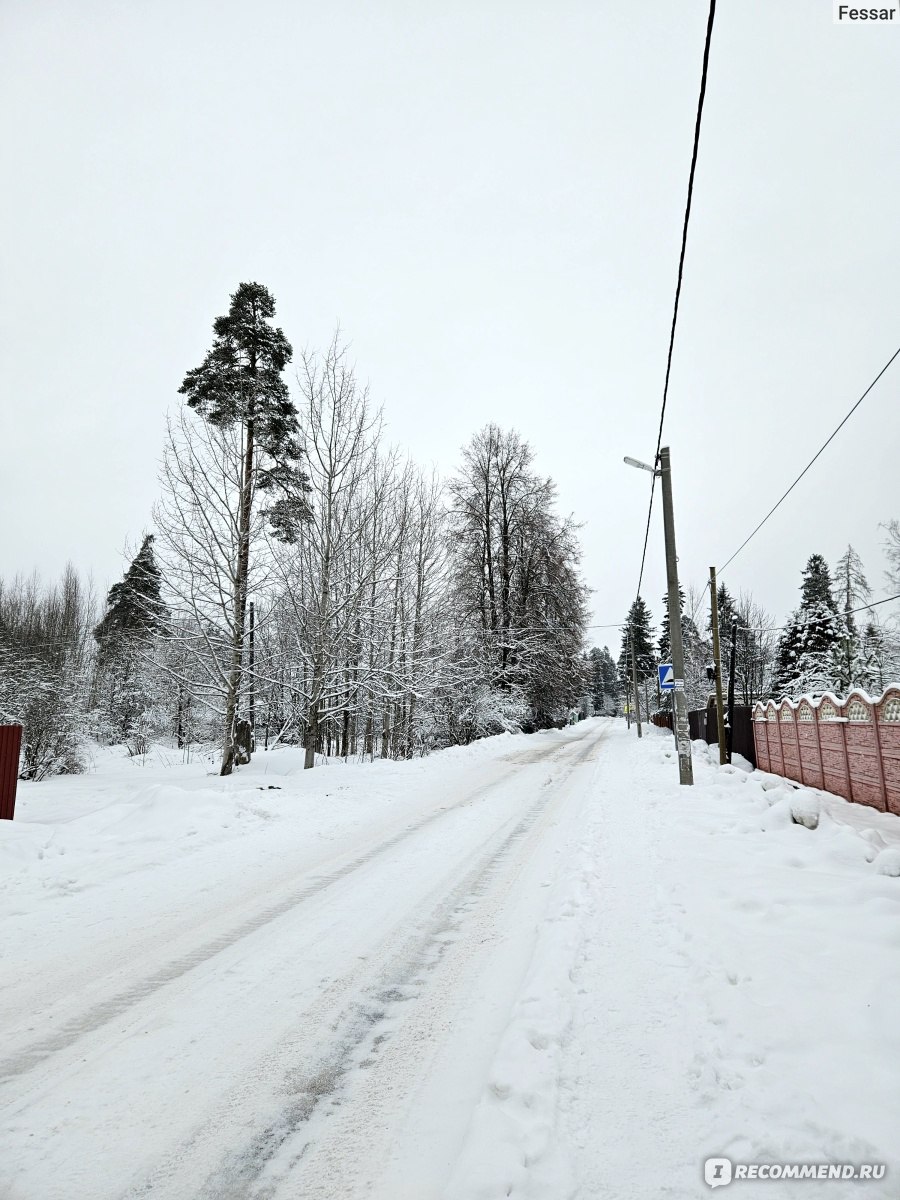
[681,343,900,626]
[586,591,900,643]
[634,0,717,602]
[0,637,93,652]
[718,342,900,575]
[736,593,900,636]
[689,577,711,627]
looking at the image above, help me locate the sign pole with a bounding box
[658,662,676,739]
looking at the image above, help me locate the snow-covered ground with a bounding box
[1,719,898,1199]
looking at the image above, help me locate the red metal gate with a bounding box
[0,724,23,820]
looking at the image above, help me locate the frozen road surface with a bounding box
[1,723,608,1199]
[2,719,899,1199]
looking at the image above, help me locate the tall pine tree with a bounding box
[179,282,311,775]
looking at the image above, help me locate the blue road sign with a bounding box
[658,663,675,691]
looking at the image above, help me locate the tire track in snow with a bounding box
[124,726,607,1200]
[0,727,598,1085]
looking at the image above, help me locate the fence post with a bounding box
[769,706,777,770]
[752,705,767,770]
[836,697,854,804]
[794,703,806,787]
[875,688,900,815]
[812,699,825,790]
[869,696,889,813]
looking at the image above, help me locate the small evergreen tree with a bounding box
[95,535,165,658]
[588,645,618,712]
[771,554,843,697]
[618,597,655,693]
[711,583,739,674]
[93,535,167,743]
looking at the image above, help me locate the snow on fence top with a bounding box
[751,686,900,815]
[751,686,900,723]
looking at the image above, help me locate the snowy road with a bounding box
[0,721,608,1200]
[4,719,899,1200]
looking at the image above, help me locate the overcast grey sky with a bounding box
[2,0,898,646]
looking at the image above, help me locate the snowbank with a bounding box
[448,724,900,1199]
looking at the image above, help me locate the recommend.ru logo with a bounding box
[704,1157,887,1187]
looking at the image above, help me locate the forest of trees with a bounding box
[0,284,591,779]
[2,283,899,780]
[599,538,900,724]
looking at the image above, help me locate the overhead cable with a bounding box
[633,0,718,601]
[718,343,900,575]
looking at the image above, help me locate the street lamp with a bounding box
[624,447,694,785]
[623,456,659,475]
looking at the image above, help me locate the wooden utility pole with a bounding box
[659,447,693,784]
[726,618,737,763]
[249,600,255,736]
[709,567,727,764]
[631,633,642,739]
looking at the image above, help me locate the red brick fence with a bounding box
[751,687,900,816]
